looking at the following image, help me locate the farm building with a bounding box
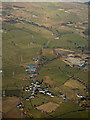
[26,64,36,68]
[16,103,22,108]
[61,95,66,100]
[25,68,37,73]
[77,94,83,98]
[55,48,74,56]
[64,57,85,67]
[26,97,29,101]
[55,37,59,40]
[0,69,2,73]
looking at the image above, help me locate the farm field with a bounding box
[2,2,89,119]
[2,97,23,118]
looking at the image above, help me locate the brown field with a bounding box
[2,97,22,118]
[36,102,59,113]
[3,107,22,118]
[42,49,54,55]
[67,9,80,13]
[44,76,54,85]
[64,79,85,89]
[55,86,76,100]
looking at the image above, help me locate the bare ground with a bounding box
[36,102,59,113]
[44,76,54,85]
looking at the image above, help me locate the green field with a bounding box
[50,100,88,118]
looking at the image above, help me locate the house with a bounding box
[26,64,36,68]
[0,69,2,73]
[29,74,34,78]
[29,85,32,88]
[33,86,36,90]
[46,92,51,96]
[45,88,48,92]
[51,95,54,98]
[31,71,37,74]
[65,11,69,13]
[35,60,38,63]
[36,85,40,88]
[27,88,30,91]
[25,86,29,89]
[29,87,32,90]
[29,95,34,99]
[46,92,54,97]
[76,94,83,98]
[36,82,39,84]
[58,92,63,95]
[38,88,41,91]
[55,37,59,40]
[31,68,37,72]
[26,97,29,101]
[39,90,45,94]
[32,14,38,18]
[25,88,30,91]
[26,68,37,73]
[61,95,66,100]
[67,21,73,24]
[31,83,34,85]
[16,103,22,108]
[31,92,34,95]
[25,89,28,91]
[34,84,37,87]
[25,69,29,72]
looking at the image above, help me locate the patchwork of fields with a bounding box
[2,2,89,119]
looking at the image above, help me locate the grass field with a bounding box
[61,109,89,118]
[50,100,84,118]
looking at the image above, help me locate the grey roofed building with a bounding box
[0,69,2,73]
[61,95,66,99]
[76,94,83,98]
[16,103,22,108]
[65,57,85,67]
[26,64,36,68]
[26,97,29,101]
